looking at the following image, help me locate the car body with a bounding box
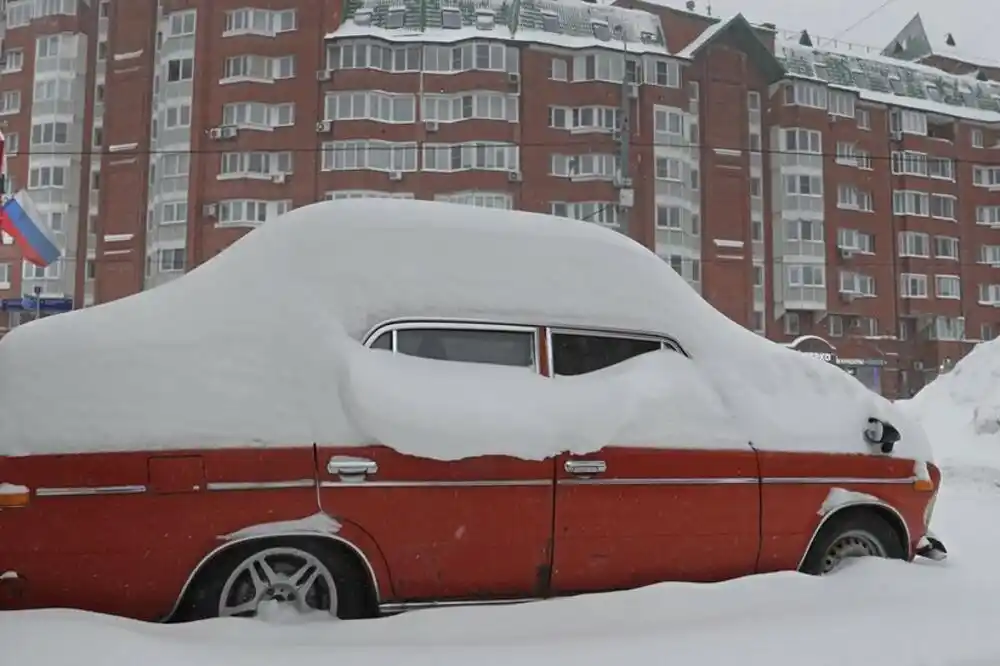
[0,199,944,621]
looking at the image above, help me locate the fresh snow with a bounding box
[0,199,929,461]
[0,482,29,495]
[220,513,343,541]
[817,487,882,516]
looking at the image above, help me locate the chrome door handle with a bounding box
[564,460,607,475]
[327,456,378,479]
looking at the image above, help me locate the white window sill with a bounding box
[219,76,274,86]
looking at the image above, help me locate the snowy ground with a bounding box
[0,464,996,665]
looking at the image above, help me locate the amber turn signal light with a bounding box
[0,486,30,508]
[913,478,935,492]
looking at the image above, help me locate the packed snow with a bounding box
[0,199,928,461]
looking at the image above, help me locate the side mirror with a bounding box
[863,417,900,454]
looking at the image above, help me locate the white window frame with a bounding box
[934,275,961,300]
[899,273,928,298]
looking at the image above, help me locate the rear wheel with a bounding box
[801,510,906,575]
[181,537,373,621]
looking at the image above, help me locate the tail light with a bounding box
[0,483,30,508]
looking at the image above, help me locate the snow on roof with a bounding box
[326,0,670,55]
[0,199,931,461]
[673,14,729,59]
[775,33,1000,123]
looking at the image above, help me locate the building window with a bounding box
[28,166,67,189]
[159,248,186,272]
[655,205,683,230]
[166,57,194,82]
[548,105,619,132]
[898,231,929,257]
[892,190,929,216]
[222,55,295,82]
[934,236,959,260]
[653,106,684,135]
[0,90,21,114]
[930,194,956,220]
[900,273,928,298]
[169,10,197,36]
[787,264,825,287]
[978,284,1000,305]
[971,128,984,148]
[828,90,855,117]
[891,150,928,176]
[420,42,517,73]
[325,190,414,200]
[420,92,517,123]
[325,91,417,123]
[654,156,682,181]
[928,156,954,180]
[435,191,512,209]
[4,132,19,155]
[321,140,418,172]
[890,109,927,136]
[223,101,295,128]
[326,43,422,73]
[828,315,843,337]
[856,107,870,130]
[23,259,61,280]
[929,316,964,341]
[224,8,296,36]
[979,245,1000,266]
[935,275,961,299]
[217,199,291,226]
[643,58,680,87]
[783,81,826,108]
[972,166,1000,187]
[159,201,187,225]
[976,205,1000,227]
[784,312,800,335]
[781,128,822,153]
[550,153,618,180]
[163,103,192,129]
[422,142,518,172]
[837,228,874,254]
[836,184,872,212]
[1,48,24,73]
[219,151,293,178]
[550,58,567,81]
[550,202,620,227]
[784,174,823,196]
[839,271,876,296]
[982,323,996,341]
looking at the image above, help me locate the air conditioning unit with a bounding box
[839,248,855,259]
[316,69,331,81]
[890,129,903,141]
[913,360,924,371]
[424,120,439,132]
[220,125,238,139]
[315,120,332,133]
[388,170,403,181]
[627,83,639,99]
[612,129,622,141]
[272,173,288,184]
[208,127,223,139]
[202,203,218,217]
[507,170,522,182]
[507,72,520,85]
[613,175,633,188]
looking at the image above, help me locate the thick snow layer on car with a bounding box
[0,199,930,461]
[902,339,1000,468]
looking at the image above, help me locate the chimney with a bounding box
[945,33,956,47]
[799,30,812,48]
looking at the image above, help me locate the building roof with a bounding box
[675,13,785,84]
[881,12,1000,72]
[326,0,671,55]
[775,34,1000,123]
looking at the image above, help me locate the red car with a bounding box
[0,199,945,622]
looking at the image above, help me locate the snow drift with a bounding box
[0,199,930,461]
[903,339,1000,467]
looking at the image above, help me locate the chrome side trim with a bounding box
[558,476,758,486]
[206,480,315,492]
[762,476,916,485]
[795,499,913,571]
[379,597,539,613]
[34,485,147,497]
[163,531,381,623]
[320,479,551,488]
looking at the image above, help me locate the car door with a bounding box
[544,328,761,594]
[317,321,556,603]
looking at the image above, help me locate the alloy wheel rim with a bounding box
[218,547,338,618]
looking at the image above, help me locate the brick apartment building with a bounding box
[0,0,999,397]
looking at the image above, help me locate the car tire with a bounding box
[800,510,906,575]
[178,536,374,621]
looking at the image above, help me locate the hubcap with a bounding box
[821,529,886,574]
[218,547,338,618]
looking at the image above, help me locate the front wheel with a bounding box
[182,537,372,620]
[800,510,906,575]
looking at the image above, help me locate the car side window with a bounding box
[369,331,392,350]
[370,326,536,368]
[551,332,664,376]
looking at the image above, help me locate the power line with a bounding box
[833,0,906,40]
[3,142,1000,164]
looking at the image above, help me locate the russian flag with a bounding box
[0,191,62,267]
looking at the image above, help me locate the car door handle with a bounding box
[327,456,378,479]
[564,460,607,475]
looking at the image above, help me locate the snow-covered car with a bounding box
[0,199,945,621]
